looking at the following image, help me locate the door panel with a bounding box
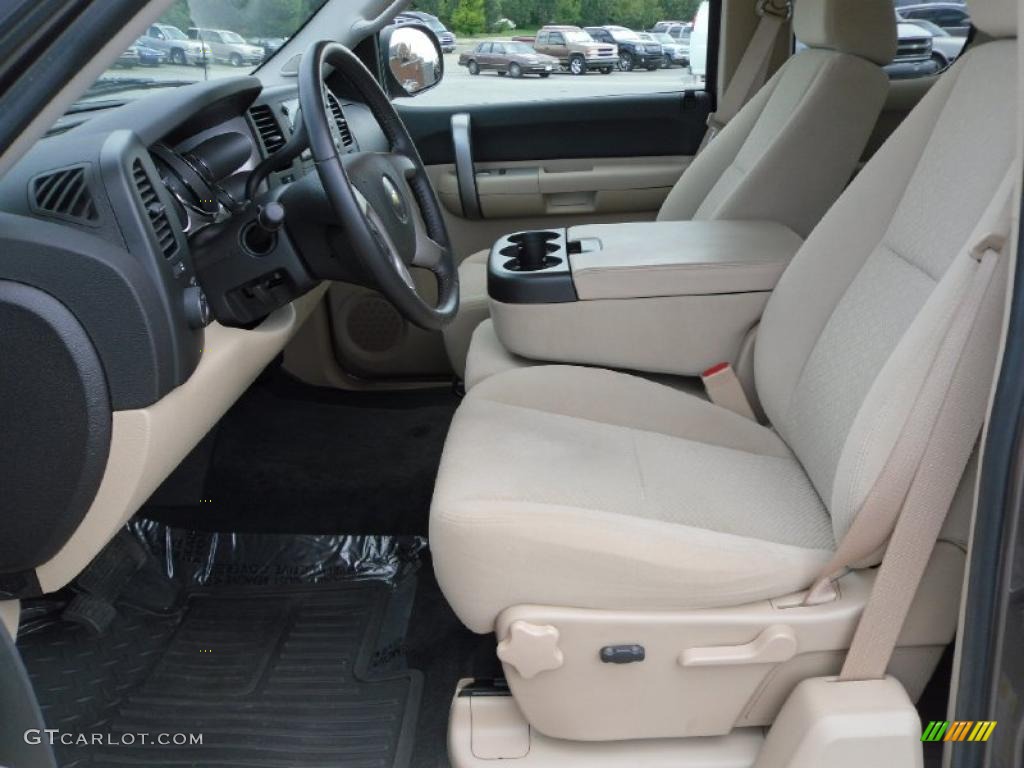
[428,157,689,258]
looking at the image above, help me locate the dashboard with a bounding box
[0,75,387,597]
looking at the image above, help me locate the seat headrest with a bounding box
[968,0,1017,38]
[793,0,897,65]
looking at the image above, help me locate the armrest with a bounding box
[568,221,803,299]
[488,220,803,377]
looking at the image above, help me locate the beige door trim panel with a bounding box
[35,284,327,594]
[434,156,690,219]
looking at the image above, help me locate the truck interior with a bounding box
[0,0,1021,767]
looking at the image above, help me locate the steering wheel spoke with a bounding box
[300,40,458,330]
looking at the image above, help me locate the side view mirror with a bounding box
[379,24,444,97]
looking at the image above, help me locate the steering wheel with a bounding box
[299,40,458,330]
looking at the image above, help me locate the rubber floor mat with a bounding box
[19,582,422,768]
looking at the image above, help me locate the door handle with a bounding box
[451,113,482,220]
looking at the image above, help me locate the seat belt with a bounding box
[803,169,1015,683]
[699,0,790,151]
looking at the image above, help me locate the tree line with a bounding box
[414,0,703,34]
[156,0,327,38]
[152,0,702,40]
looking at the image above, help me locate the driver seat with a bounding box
[430,0,1016,743]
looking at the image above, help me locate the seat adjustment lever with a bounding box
[679,624,797,667]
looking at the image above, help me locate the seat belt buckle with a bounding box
[704,113,725,143]
[702,363,757,420]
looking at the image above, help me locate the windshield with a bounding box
[425,18,448,33]
[505,42,536,54]
[563,30,593,43]
[899,18,948,37]
[652,33,675,44]
[72,0,327,111]
[610,29,641,42]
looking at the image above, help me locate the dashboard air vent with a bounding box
[249,104,286,155]
[30,165,99,225]
[132,160,177,259]
[326,92,355,149]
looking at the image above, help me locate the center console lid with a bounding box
[486,220,803,377]
[568,221,803,300]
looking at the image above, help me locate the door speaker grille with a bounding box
[345,295,405,354]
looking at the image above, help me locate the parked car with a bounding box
[642,32,688,67]
[886,22,943,79]
[135,40,166,66]
[249,37,287,58]
[187,28,264,67]
[534,25,618,75]
[895,16,967,66]
[898,2,972,36]
[585,26,664,71]
[138,22,211,66]
[395,11,457,53]
[651,20,693,42]
[459,41,557,78]
[116,46,141,68]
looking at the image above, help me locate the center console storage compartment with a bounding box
[487,221,803,377]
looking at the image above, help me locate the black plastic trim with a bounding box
[487,228,577,304]
[0,212,173,408]
[399,90,713,167]
[0,280,111,577]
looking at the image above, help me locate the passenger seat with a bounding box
[442,0,898,377]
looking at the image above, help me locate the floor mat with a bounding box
[19,581,421,768]
[142,370,458,536]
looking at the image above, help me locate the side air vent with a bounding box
[30,165,99,225]
[249,104,286,155]
[132,160,177,259]
[326,92,355,149]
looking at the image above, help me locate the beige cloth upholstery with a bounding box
[464,319,532,390]
[443,0,894,375]
[444,249,489,378]
[432,366,834,633]
[432,30,1017,633]
[656,49,887,234]
[970,0,1017,38]
[792,0,897,65]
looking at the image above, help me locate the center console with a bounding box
[486,220,803,377]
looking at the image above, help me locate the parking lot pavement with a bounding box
[409,53,702,106]
[112,56,702,108]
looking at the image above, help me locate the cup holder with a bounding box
[501,231,562,271]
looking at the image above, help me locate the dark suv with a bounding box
[585,26,664,71]
[395,11,457,53]
[898,2,972,36]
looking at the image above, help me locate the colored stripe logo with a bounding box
[921,721,997,742]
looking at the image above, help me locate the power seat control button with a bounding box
[599,644,646,664]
